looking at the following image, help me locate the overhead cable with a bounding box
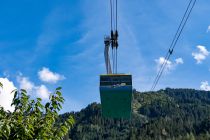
[151,0,197,91]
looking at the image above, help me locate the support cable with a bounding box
[112,48,114,74]
[109,0,119,74]
[114,0,118,73]
[116,0,117,31]
[116,48,118,73]
[112,0,115,32]
[110,0,113,31]
[151,0,197,91]
[151,0,194,90]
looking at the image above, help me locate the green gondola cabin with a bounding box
[100,0,133,119]
[100,74,132,119]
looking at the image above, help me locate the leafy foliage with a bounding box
[63,88,210,140]
[0,85,74,140]
[0,82,2,88]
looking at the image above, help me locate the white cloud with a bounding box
[155,57,183,73]
[17,76,34,92]
[35,85,50,99]
[0,76,50,111]
[192,45,209,64]
[200,81,210,91]
[0,78,16,111]
[38,67,65,84]
[155,57,173,72]
[198,45,209,56]
[17,75,50,100]
[175,58,184,64]
[207,26,210,33]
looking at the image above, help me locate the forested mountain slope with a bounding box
[62,88,210,140]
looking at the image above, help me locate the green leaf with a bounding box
[61,126,68,133]
[49,94,52,100]
[11,89,17,94]
[67,116,75,126]
[31,99,35,104]
[14,91,18,99]
[56,87,62,90]
[45,103,50,109]
[0,82,3,88]
[37,98,42,102]
[21,89,27,93]
[56,91,62,96]
[37,102,43,108]
[52,102,57,109]
[11,99,20,106]
[58,103,62,109]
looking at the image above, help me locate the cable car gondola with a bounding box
[99,0,132,119]
[100,74,132,119]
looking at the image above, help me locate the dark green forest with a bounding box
[61,88,210,140]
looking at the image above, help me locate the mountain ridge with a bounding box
[62,88,210,140]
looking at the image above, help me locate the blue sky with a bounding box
[0,0,210,113]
